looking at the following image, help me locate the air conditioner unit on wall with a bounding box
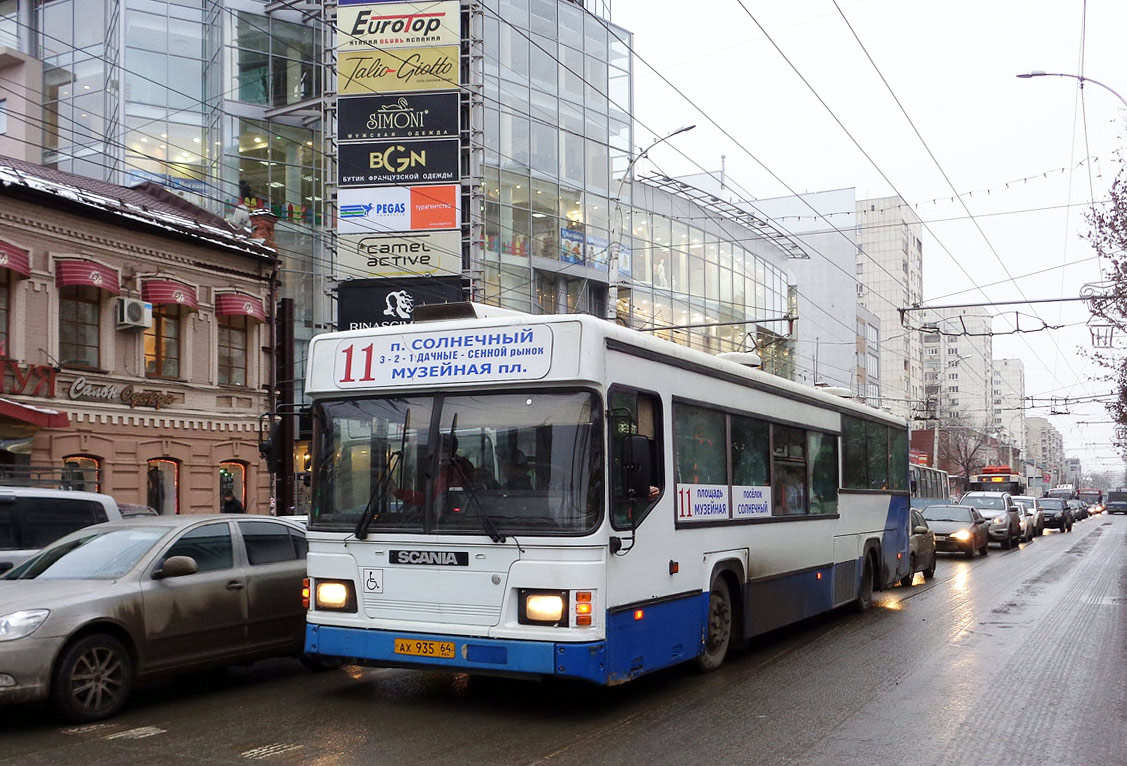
[117,298,153,329]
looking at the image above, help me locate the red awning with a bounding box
[0,241,31,278]
[0,397,69,429]
[55,260,121,295]
[215,293,267,322]
[142,279,199,311]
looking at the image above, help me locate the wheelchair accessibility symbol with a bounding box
[362,568,383,594]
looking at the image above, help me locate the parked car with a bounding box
[901,508,937,585]
[959,491,1022,549]
[1011,496,1044,536]
[1067,500,1087,521]
[922,504,990,558]
[1037,497,1073,532]
[0,514,336,722]
[0,488,122,574]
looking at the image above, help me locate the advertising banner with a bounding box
[338,185,459,235]
[337,2,461,51]
[338,47,460,95]
[338,92,459,141]
[338,230,462,278]
[337,277,465,330]
[560,227,584,264]
[339,138,459,187]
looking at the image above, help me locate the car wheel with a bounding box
[964,544,975,559]
[980,539,989,556]
[852,555,875,613]
[923,554,936,579]
[300,653,344,673]
[695,579,733,671]
[51,634,135,723]
[900,554,917,587]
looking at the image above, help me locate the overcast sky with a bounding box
[611,0,1127,478]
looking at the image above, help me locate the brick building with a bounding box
[0,156,277,513]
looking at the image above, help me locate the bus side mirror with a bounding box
[620,434,653,500]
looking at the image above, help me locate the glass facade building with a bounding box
[8,0,801,390]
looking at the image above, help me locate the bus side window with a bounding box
[609,388,663,529]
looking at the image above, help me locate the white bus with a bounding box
[909,464,951,509]
[300,304,910,684]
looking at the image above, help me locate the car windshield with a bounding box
[4,526,168,580]
[311,390,603,536]
[922,506,973,523]
[1038,498,1064,510]
[961,495,1004,510]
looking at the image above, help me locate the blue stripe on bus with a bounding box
[881,494,911,585]
[305,624,610,684]
[744,566,835,637]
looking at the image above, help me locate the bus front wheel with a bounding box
[695,581,732,672]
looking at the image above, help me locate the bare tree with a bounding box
[1084,151,1127,460]
[939,418,995,481]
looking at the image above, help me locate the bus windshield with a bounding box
[310,390,603,536]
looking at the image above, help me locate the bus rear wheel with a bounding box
[852,555,874,612]
[695,581,732,672]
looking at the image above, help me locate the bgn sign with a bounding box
[390,550,469,566]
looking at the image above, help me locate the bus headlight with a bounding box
[951,529,972,542]
[315,580,357,612]
[519,590,568,626]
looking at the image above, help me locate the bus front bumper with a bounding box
[305,624,608,684]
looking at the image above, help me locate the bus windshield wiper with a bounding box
[354,409,410,540]
[443,415,506,544]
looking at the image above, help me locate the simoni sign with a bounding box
[338,93,459,141]
[337,2,461,50]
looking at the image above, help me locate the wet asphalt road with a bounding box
[3,515,1125,766]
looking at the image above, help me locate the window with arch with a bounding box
[0,269,10,357]
[218,461,246,510]
[62,454,102,492]
[146,458,180,515]
[218,315,248,386]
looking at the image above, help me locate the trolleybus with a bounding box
[910,464,952,509]
[300,304,911,684]
[968,466,1026,496]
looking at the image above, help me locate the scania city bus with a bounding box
[300,304,910,684]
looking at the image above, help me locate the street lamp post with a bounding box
[1015,71,1127,109]
[606,124,695,322]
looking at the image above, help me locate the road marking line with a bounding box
[63,723,117,735]
[241,743,304,760]
[104,726,166,740]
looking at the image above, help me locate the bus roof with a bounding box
[305,306,907,428]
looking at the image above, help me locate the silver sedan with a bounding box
[0,515,333,722]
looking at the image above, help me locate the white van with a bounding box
[0,488,122,573]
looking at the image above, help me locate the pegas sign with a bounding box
[338,93,459,141]
[338,185,459,235]
[338,138,459,187]
[338,231,462,278]
[337,1,461,50]
[338,47,460,95]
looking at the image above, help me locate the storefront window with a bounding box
[145,304,181,379]
[218,461,246,510]
[147,458,179,515]
[58,285,100,368]
[218,315,248,386]
[62,454,101,492]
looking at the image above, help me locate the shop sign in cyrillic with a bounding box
[338,92,459,141]
[338,185,459,234]
[337,2,461,51]
[338,47,460,95]
[338,230,462,278]
[339,138,460,187]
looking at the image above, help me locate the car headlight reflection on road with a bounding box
[951,529,972,542]
[0,609,49,641]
